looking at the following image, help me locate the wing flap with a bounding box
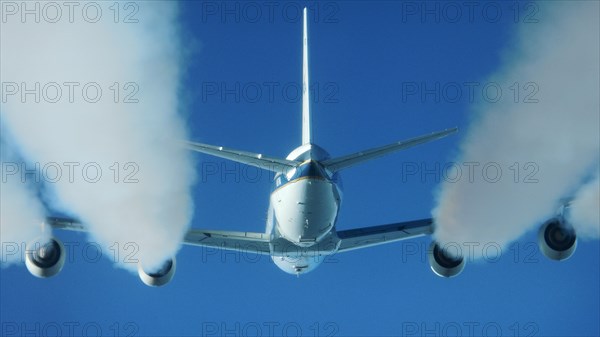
[336,218,434,252]
[46,217,86,231]
[47,217,271,255]
[183,229,271,255]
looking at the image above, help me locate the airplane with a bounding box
[24,8,578,286]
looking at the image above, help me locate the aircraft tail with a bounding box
[302,7,312,145]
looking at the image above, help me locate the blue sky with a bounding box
[2,1,599,336]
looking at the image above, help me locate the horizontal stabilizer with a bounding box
[322,128,458,172]
[185,141,300,174]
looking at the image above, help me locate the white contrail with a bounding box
[568,170,600,240]
[433,2,599,258]
[0,136,49,265]
[1,2,195,272]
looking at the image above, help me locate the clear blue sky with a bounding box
[2,2,598,337]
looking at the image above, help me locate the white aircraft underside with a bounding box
[28,8,580,286]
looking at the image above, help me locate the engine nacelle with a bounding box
[428,242,465,278]
[538,219,577,261]
[25,237,66,278]
[137,258,176,287]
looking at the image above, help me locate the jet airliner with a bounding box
[25,8,578,286]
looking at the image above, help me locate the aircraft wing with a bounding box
[46,217,86,231]
[322,128,457,172]
[48,216,431,254]
[336,218,434,252]
[183,229,271,255]
[47,217,271,255]
[185,141,300,174]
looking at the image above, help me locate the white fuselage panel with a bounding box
[270,177,339,247]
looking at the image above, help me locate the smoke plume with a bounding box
[433,2,599,257]
[568,171,600,239]
[1,2,195,272]
[0,136,49,265]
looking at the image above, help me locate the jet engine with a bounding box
[137,258,176,287]
[25,237,66,278]
[428,242,465,277]
[538,219,577,261]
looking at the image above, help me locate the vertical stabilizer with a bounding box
[302,7,312,145]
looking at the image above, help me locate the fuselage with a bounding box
[267,144,343,274]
